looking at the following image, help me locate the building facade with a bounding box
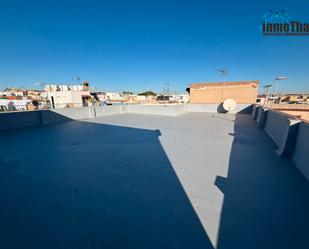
[188,80,259,104]
[42,81,93,109]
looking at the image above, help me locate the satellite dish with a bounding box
[223,99,237,112]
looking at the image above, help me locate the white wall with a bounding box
[127,104,186,116]
[291,122,309,180]
[263,110,300,156]
[42,91,89,108]
[253,105,309,181]
[95,105,127,117]
[105,92,123,101]
[0,98,30,110]
[187,104,252,114]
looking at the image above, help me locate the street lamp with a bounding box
[263,84,272,107]
[274,76,288,102]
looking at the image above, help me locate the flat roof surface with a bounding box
[1,113,309,249]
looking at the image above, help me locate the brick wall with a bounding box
[189,81,258,104]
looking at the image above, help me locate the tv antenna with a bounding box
[217,67,229,101]
[217,67,228,83]
[71,76,81,84]
[35,81,47,89]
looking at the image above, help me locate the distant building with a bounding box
[0,87,48,111]
[278,93,309,104]
[256,95,267,106]
[170,94,189,103]
[156,94,189,103]
[136,95,147,103]
[93,92,108,104]
[0,95,30,111]
[91,91,127,105]
[0,88,44,111]
[42,81,93,109]
[105,92,124,102]
[2,87,26,97]
[187,80,259,104]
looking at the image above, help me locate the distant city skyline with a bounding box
[1,1,308,93]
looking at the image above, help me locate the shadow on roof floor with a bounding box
[0,111,213,249]
[215,113,309,249]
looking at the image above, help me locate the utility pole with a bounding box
[166,83,170,102]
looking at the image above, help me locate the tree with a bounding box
[122,91,133,95]
[138,91,157,96]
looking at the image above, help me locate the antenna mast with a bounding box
[217,67,229,101]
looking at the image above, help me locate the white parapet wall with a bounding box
[263,109,301,156]
[251,105,259,120]
[253,104,309,181]
[95,105,127,117]
[0,103,255,131]
[126,104,187,116]
[0,111,42,131]
[291,122,309,180]
[187,104,253,114]
[256,106,266,127]
[41,107,93,125]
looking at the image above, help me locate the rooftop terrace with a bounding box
[0,107,309,248]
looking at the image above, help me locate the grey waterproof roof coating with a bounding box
[0,113,308,249]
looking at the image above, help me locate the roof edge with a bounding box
[189,80,259,88]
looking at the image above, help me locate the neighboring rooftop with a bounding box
[189,80,259,89]
[0,111,308,249]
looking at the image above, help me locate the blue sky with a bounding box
[0,0,308,93]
